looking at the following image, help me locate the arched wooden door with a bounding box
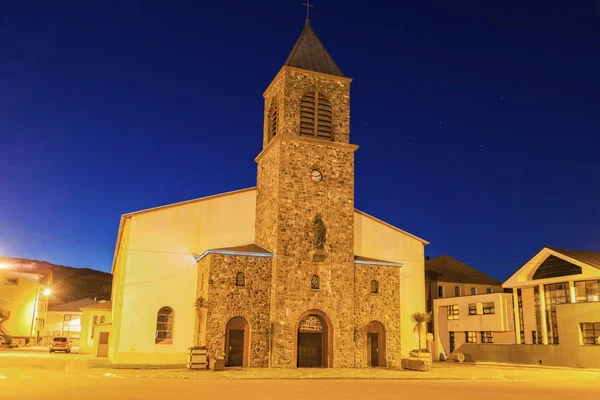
[366,321,386,367]
[225,317,249,367]
[296,310,333,368]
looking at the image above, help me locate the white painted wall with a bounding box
[111,189,256,364]
[354,210,427,355]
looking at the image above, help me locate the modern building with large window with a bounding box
[457,247,600,368]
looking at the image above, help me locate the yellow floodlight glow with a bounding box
[43,288,52,296]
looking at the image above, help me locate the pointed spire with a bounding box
[283,22,345,77]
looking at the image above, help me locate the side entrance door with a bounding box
[97,332,109,357]
[227,329,244,367]
[367,333,379,367]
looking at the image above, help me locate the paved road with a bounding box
[1,370,599,400]
[1,350,599,400]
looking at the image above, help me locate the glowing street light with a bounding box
[43,288,52,296]
[0,262,9,269]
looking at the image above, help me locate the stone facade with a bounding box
[200,254,272,367]
[193,27,418,370]
[354,264,402,368]
[263,68,352,146]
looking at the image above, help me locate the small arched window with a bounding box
[99,316,106,324]
[155,307,174,344]
[92,315,98,324]
[300,92,332,140]
[236,272,245,287]
[311,275,320,290]
[269,100,278,140]
[370,280,379,294]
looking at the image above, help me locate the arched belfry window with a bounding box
[236,272,245,287]
[311,275,320,290]
[370,280,379,294]
[300,92,332,140]
[155,306,174,344]
[269,100,278,140]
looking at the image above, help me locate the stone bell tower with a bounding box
[255,20,359,368]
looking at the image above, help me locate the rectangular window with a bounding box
[470,287,477,295]
[544,282,569,344]
[4,278,18,285]
[481,331,494,343]
[518,288,524,343]
[532,330,538,345]
[486,288,493,294]
[447,304,459,320]
[581,323,600,345]
[468,304,477,315]
[466,331,477,343]
[482,302,495,314]
[438,285,444,298]
[575,280,600,303]
[454,286,461,297]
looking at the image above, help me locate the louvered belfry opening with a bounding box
[270,100,278,139]
[300,91,333,140]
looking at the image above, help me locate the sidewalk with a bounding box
[84,361,600,382]
[91,364,505,381]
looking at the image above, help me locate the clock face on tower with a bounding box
[311,169,323,183]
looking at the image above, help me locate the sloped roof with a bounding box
[80,300,112,311]
[48,298,97,312]
[425,255,502,286]
[211,244,271,254]
[547,247,600,270]
[284,20,345,77]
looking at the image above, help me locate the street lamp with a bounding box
[43,288,51,296]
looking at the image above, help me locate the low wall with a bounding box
[455,343,600,368]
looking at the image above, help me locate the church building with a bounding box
[108,20,429,368]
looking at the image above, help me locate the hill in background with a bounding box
[0,257,111,305]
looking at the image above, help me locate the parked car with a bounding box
[49,337,71,353]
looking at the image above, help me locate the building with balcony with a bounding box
[0,266,52,345]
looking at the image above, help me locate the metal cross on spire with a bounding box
[301,0,315,22]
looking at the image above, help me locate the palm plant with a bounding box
[193,296,207,347]
[410,311,432,352]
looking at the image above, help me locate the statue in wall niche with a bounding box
[313,213,326,250]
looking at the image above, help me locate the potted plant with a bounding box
[209,350,225,371]
[404,312,432,371]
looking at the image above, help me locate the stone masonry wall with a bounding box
[270,137,357,367]
[263,67,351,146]
[203,254,272,367]
[354,264,402,368]
[255,139,280,252]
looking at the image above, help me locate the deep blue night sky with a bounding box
[1,1,599,279]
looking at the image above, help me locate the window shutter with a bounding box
[300,92,316,136]
[300,92,333,139]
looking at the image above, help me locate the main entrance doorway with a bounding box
[366,321,385,367]
[225,317,249,367]
[296,311,332,368]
